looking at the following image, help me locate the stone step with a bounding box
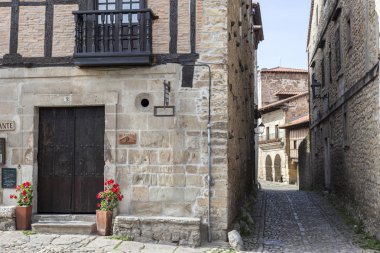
[32,214,96,223]
[32,221,96,235]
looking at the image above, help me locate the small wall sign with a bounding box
[154,106,175,117]
[119,133,137,145]
[0,121,15,131]
[1,168,17,189]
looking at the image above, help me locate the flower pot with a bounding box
[96,210,113,236]
[15,205,32,230]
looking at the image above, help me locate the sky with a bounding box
[257,0,311,70]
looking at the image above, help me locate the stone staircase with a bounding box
[31,214,96,235]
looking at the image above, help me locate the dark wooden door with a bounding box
[38,107,105,213]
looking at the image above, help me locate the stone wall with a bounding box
[0,206,15,231]
[260,72,308,106]
[113,216,201,247]
[298,134,311,190]
[226,0,258,235]
[308,0,380,239]
[0,0,262,244]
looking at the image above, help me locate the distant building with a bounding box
[258,67,309,184]
[307,0,380,239]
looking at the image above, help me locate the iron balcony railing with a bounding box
[73,9,154,66]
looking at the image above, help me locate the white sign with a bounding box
[0,121,16,131]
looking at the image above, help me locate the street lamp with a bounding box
[311,73,328,99]
[255,122,265,135]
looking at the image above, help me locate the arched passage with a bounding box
[265,155,273,181]
[274,154,282,182]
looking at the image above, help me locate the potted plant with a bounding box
[96,179,123,236]
[9,181,33,230]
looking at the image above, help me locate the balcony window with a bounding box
[73,0,154,66]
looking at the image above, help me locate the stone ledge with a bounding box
[0,206,15,218]
[113,215,201,247]
[0,206,16,231]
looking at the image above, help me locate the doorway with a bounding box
[38,107,105,213]
[324,138,331,190]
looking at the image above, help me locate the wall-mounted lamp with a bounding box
[255,122,265,135]
[253,104,264,134]
[311,73,328,99]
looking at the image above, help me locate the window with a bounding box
[97,0,142,23]
[346,15,352,50]
[293,140,297,149]
[316,5,319,26]
[335,26,341,72]
[321,56,325,88]
[329,45,332,82]
[266,127,270,140]
[343,111,348,147]
[275,125,279,139]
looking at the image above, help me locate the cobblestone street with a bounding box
[243,181,374,253]
[0,231,234,253]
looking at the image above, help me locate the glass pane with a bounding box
[98,4,106,10]
[98,0,106,3]
[108,0,115,3]
[122,14,129,23]
[132,14,138,23]
[122,3,131,9]
[108,4,115,10]
[132,3,139,9]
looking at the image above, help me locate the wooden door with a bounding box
[38,107,104,213]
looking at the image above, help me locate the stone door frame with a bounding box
[20,92,118,213]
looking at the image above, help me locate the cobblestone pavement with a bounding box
[0,231,234,253]
[243,181,375,253]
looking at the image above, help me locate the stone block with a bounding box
[132,173,152,185]
[186,175,203,187]
[131,202,162,216]
[184,188,201,202]
[140,131,170,148]
[113,216,201,247]
[159,150,173,164]
[132,186,149,201]
[128,149,158,165]
[162,203,192,217]
[157,174,185,187]
[149,187,184,202]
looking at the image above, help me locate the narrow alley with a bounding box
[243,181,369,253]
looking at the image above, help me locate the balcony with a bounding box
[259,133,284,150]
[73,9,154,66]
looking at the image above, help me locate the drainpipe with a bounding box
[183,63,212,242]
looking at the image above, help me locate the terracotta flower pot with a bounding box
[96,210,113,236]
[15,205,32,230]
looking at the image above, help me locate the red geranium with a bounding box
[96,179,123,211]
[9,181,33,207]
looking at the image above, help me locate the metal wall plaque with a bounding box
[154,106,175,117]
[1,168,17,189]
[0,121,15,131]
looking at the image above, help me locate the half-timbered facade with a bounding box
[0,0,264,245]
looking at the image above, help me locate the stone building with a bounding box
[308,0,380,239]
[0,0,264,246]
[258,67,309,184]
